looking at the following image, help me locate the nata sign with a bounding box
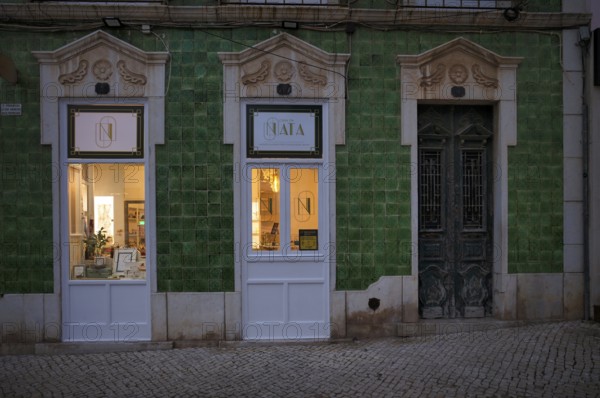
[247,105,322,158]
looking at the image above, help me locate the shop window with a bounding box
[68,163,146,280]
[251,167,319,252]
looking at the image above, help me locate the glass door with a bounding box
[63,163,150,342]
[243,164,329,340]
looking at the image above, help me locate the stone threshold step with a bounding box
[397,319,532,338]
[33,341,174,355]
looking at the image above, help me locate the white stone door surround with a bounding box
[34,30,168,341]
[219,33,349,339]
[397,38,522,319]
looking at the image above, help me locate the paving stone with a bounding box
[0,321,599,397]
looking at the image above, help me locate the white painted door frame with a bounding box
[59,99,152,342]
[240,101,332,341]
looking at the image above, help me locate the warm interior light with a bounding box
[261,169,279,193]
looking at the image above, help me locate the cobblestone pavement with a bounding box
[1,321,599,398]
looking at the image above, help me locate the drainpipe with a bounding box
[580,28,591,321]
[582,102,590,321]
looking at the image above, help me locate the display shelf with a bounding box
[124,201,145,255]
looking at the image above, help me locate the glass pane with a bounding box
[419,150,443,230]
[251,168,280,251]
[69,163,146,280]
[462,150,485,229]
[289,168,319,250]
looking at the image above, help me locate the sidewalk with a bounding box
[1,321,599,397]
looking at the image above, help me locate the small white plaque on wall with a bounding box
[1,103,22,116]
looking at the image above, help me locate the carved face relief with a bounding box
[93,60,113,81]
[274,61,294,82]
[449,64,468,85]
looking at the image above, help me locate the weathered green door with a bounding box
[418,105,494,319]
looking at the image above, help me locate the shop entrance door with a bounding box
[242,165,330,340]
[418,105,494,319]
[60,104,151,342]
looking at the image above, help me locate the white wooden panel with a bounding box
[247,283,285,323]
[288,283,326,322]
[110,284,148,323]
[68,284,108,323]
[65,282,151,342]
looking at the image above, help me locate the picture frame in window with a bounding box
[114,248,137,273]
[299,229,318,250]
[73,265,86,278]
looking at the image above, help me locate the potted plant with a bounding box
[83,227,109,261]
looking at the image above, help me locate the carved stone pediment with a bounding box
[219,33,350,145]
[33,30,168,98]
[33,30,169,146]
[397,37,522,101]
[219,33,349,99]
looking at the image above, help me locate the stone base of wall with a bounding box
[152,292,241,341]
[331,276,418,339]
[0,293,60,345]
[0,272,586,344]
[332,272,585,339]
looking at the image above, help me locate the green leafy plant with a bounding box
[83,227,109,257]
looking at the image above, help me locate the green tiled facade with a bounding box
[0,4,565,294]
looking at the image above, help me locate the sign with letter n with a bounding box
[68,105,144,158]
[246,104,322,158]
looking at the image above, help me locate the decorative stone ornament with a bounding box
[34,30,160,102]
[273,60,294,82]
[117,60,147,85]
[92,59,113,81]
[420,64,446,87]
[241,60,270,84]
[298,63,327,86]
[472,64,498,88]
[448,64,468,85]
[58,60,88,84]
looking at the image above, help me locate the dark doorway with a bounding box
[418,105,494,319]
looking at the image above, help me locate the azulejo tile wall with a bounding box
[0,24,563,294]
